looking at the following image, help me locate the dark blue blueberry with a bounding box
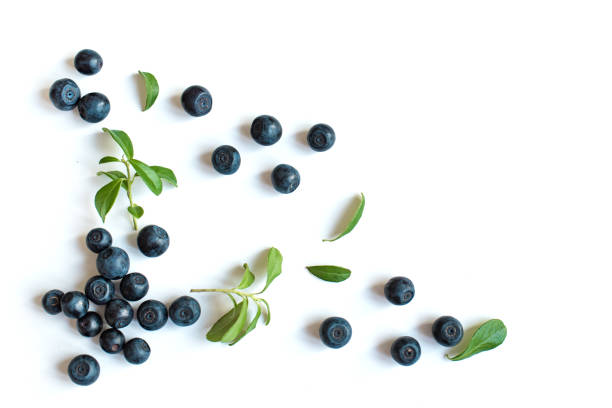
[42,289,63,315]
[137,300,168,331]
[85,228,112,253]
[181,85,212,117]
[74,49,103,75]
[390,336,421,366]
[49,78,80,111]
[319,317,352,349]
[137,225,169,257]
[271,164,300,194]
[432,316,464,347]
[307,123,335,152]
[211,145,241,175]
[105,298,133,329]
[120,273,149,301]
[60,291,89,319]
[67,354,99,386]
[77,92,110,123]
[384,277,415,306]
[77,311,103,337]
[123,338,150,364]
[250,115,282,146]
[84,275,115,305]
[99,328,125,354]
[96,247,130,280]
[169,296,201,327]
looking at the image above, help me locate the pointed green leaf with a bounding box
[258,298,271,325]
[230,302,262,346]
[102,128,134,159]
[221,298,248,343]
[306,265,351,282]
[150,165,177,187]
[236,263,255,289]
[97,171,128,190]
[447,319,507,361]
[138,71,159,111]
[206,302,240,342]
[323,192,365,242]
[259,247,282,293]
[129,159,162,195]
[95,179,123,222]
[127,205,144,219]
[99,156,120,164]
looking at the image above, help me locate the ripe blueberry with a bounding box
[181,85,212,117]
[96,247,130,280]
[42,289,64,315]
[120,272,149,301]
[85,228,112,253]
[432,316,464,347]
[390,336,421,366]
[319,317,352,349]
[123,338,150,364]
[169,296,201,327]
[61,291,89,319]
[137,225,169,257]
[99,328,125,354]
[49,78,80,111]
[271,164,300,194]
[74,49,103,75]
[212,145,241,175]
[105,298,134,329]
[84,275,115,305]
[307,123,335,152]
[77,311,103,337]
[77,92,110,123]
[137,300,168,331]
[250,115,282,146]
[384,276,415,306]
[67,354,100,386]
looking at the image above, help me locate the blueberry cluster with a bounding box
[42,227,201,386]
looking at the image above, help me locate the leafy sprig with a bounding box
[96,128,177,230]
[191,247,282,345]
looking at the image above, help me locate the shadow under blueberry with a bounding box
[303,319,323,346]
[199,149,216,175]
[56,356,73,379]
[259,169,274,191]
[65,56,73,70]
[167,93,185,118]
[368,279,388,304]
[294,128,312,151]
[376,337,396,362]
[239,121,251,143]
[324,194,363,240]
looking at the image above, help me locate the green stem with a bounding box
[190,288,265,303]
[122,159,138,231]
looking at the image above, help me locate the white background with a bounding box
[2,1,610,406]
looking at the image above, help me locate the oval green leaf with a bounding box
[95,179,123,222]
[306,265,351,282]
[127,205,144,219]
[102,128,134,159]
[323,192,365,242]
[99,156,120,164]
[150,165,177,187]
[97,171,128,190]
[447,319,507,361]
[230,302,262,346]
[138,71,159,111]
[259,247,282,293]
[129,159,162,196]
[236,263,255,290]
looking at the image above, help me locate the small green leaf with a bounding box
[127,205,144,219]
[150,165,177,187]
[129,159,162,195]
[138,71,159,111]
[97,171,128,190]
[447,319,507,361]
[258,298,271,325]
[230,302,262,346]
[323,192,365,242]
[259,247,282,293]
[236,263,255,290]
[102,128,134,159]
[206,301,240,342]
[99,156,120,164]
[95,179,123,222]
[220,298,249,343]
[306,265,351,282]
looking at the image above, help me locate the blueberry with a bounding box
[84,275,115,305]
[77,311,103,337]
[250,115,282,146]
[432,316,464,347]
[96,247,130,280]
[120,273,149,301]
[383,277,415,306]
[181,85,212,117]
[99,328,125,354]
[74,49,103,75]
[137,300,168,331]
[307,123,335,152]
[137,225,169,257]
[211,145,241,175]
[390,336,421,366]
[85,228,112,253]
[67,354,99,386]
[49,78,80,111]
[42,289,63,315]
[271,164,300,194]
[105,298,133,329]
[169,296,201,327]
[319,317,352,349]
[61,291,89,319]
[77,92,110,123]
[123,338,150,364]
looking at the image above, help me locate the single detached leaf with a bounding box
[323,192,365,242]
[95,179,123,222]
[258,298,271,325]
[127,205,144,219]
[129,159,162,195]
[260,247,283,293]
[236,263,255,290]
[99,156,120,164]
[447,319,507,361]
[150,165,177,187]
[97,171,128,190]
[138,71,159,111]
[102,128,134,159]
[230,302,262,346]
[306,265,351,282]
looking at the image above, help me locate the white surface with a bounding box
[2,1,610,406]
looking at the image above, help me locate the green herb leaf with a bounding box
[236,263,255,290]
[306,265,351,282]
[138,71,159,111]
[102,128,134,159]
[127,205,144,219]
[260,247,282,293]
[206,299,249,343]
[97,171,128,190]
[323,192,365,242]
[258,298,271,325]
[129,159,162,195]
[95,179,123,222]
[447,319,507,361]
[230,302,262,346]
[99,156,120,164]
[150,165,177,187]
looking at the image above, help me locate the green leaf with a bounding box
[102,128,134,159]
[323,192,365,242]
[138,71,159,111]
[99,156,120,164]
[150,165,177,187]
[97,171,128,190]
[127,205,144,219]
[236,263,255,290]
[259,247,283,293]
[206,299,249,343]
[230,302,262,346]
[258,298,271,325]
[129,159,162,195]
[95,179,123,222]
[447,319,507,361]
[306,265,351,282]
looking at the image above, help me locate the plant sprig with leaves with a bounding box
[96,128,177,230]
[191,247,282,345]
